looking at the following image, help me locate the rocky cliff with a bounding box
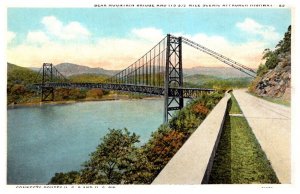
[251,25,291,100]
[254,51,291,100]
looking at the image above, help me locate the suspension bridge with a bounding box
[33,34,256,122]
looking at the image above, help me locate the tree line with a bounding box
[7,64,109,105]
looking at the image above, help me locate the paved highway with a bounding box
[233,89,291,184]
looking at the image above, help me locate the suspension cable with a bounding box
[181,37,256,77]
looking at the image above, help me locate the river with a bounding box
[7,99,164,184]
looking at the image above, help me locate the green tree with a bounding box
[69,88,86,99]
[260,25,291,71]
[9,84,26,96]
[256,63,269,77]
[122,148,154,184]
[275,25,291,54]
[7,63,42,104]
[169,108,201,134]
[86,89,104,99]
[262,49,279,69]
[192,103,210,119]
[49,171,80,184]
[137,125,188,183]
[79,128,140,184]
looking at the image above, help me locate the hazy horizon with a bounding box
[8,61,257,70]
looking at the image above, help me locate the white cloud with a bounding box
[178,32,266,69]
[7,31,16,44]
[236,18,280,42]
[41,16,90,40]
[131,27,164,42]
[26,31,49,44]
[61,21,91,40]
[41,16,62,37]
[7,25,269,70]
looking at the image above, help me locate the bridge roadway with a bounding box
[35,82,215,99]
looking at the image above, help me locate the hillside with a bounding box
[184,66,254,78]
[7,63,110,105]
[8,63,41,84]
[69,73,110,83]
[184,74,252,90]
[249,25,291,100]
[7,63,42,104]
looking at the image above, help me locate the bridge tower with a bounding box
[164,34,183,122]
[41,63,54,101]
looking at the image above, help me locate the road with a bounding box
[233,89,291,184]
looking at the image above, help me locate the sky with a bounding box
[7,8,291,70]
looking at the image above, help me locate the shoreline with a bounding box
[7,95,162,109]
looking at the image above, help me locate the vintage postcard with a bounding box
[1,0,299,193]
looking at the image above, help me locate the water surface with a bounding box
[7,99,163,184]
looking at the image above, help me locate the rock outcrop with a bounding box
[254,52,291,100]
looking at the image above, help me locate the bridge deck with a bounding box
[34,82,215,98]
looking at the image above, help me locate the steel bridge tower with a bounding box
[41,63,54,101]
[164,34,183,122]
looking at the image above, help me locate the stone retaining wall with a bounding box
[152,93,230,184]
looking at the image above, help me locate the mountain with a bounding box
[28,62,254,78]
[30,63,119,77]
[184,74,252,89]
[54,63,119,77]
[29,67,40,72]
[183,66,255,78]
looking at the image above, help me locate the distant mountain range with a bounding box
[184,66,256,78]
[28,62,255,78]
[30,63,119,77]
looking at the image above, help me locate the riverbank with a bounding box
[7,94,162,108]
